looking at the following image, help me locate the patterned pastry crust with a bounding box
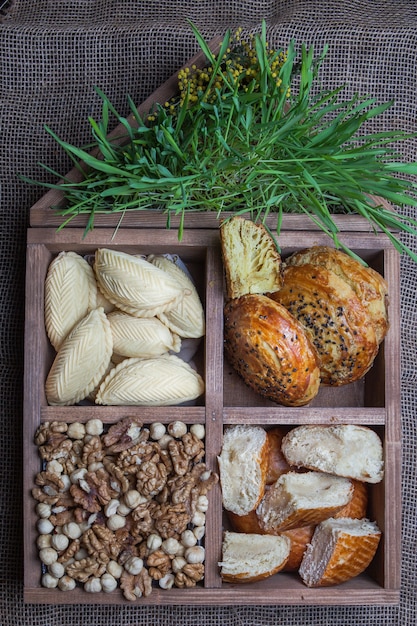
[45,307,113,406]
[224,294,321,406]
[108,310,181,357]
[148,254,205,339]
[299,517,381,587]
[271,263,379,385]
[285,245,389,344]
[93,248,186,318]
[44,251,98,351]
[95,353,204,406]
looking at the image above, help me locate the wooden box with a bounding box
[24,220,401,605]
[23,41,401,605]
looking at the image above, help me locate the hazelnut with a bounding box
[146,533,163,552]
[58,575,76,591]
[149,422,166,440]
[46,460,64,475]
[85,418,104,436]
[37,519,54,535]
[107,514,126,531]
[196,495,209,513]
[117,501,131,516]
[104,499,120,517]
[172,556,187,573]
[124,556,143,575]
[67,422,85,440]
[107,560,123,578]
[123,489,144,509]
[101,573,118,593]
[157,434,174,450]
[39,547,58,566]
[41,573,59,588]
[84,577,102,593]
[161,537,182,555]
[62,522,82,539]
[37,534,52,549]
[181,529,197,548]
[193,526,206,541]
[51,533,69,552]
[190,423,205,440]
[48,561,65,579]
[191,510,206,527]
[36,502,51,519]
[159,573,175,589]
[167,421,187,438]
[185,545,205,564]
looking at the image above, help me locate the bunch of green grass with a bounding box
[29,21,417,261]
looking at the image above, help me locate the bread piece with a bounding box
[256,471,354,532]
[45,307,113,406]
[334,479,368,519]
[299,517,381,587]
[265,427,292,484]
[281,525,316,572]
[271,264,379,385]
[218,425,269,516]
[286,245,389,344]
[219,531,290,583]
[281,424,384,484]
[220,216,282,300]
[95,354,204,406]
[224,294,321,407]
[147,254,205,339]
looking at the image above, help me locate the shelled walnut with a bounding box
[32,418,217,600]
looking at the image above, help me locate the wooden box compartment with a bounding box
[24,224,401,605]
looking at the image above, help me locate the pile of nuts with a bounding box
[32,417,218,599]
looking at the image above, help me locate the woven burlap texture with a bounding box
[1,1,416,624]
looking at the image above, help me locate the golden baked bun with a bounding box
[281,525,316,572]
[220,216,282,300]
[224,294,321,407]
[227,508,265,535]
[286,245,389,344]
[334,479,368,519]
[218,425,270,516]
[256,471,354,533]
[281,424,384,484]
[266,427,292,484]
[271,263,379,385]
[299,517,381,587]
[219,531,290,583]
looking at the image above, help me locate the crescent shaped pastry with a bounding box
[93,248,186,318]
[148,254,205,339]
[45,307,113,406]
[45,251,98,351]
[271,264,379,385]
[285,246,389,344]
[108,311,181,357]
[224,294,321,407]
[95,354,204,406]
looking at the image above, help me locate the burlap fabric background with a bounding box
[1,1,416,624]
